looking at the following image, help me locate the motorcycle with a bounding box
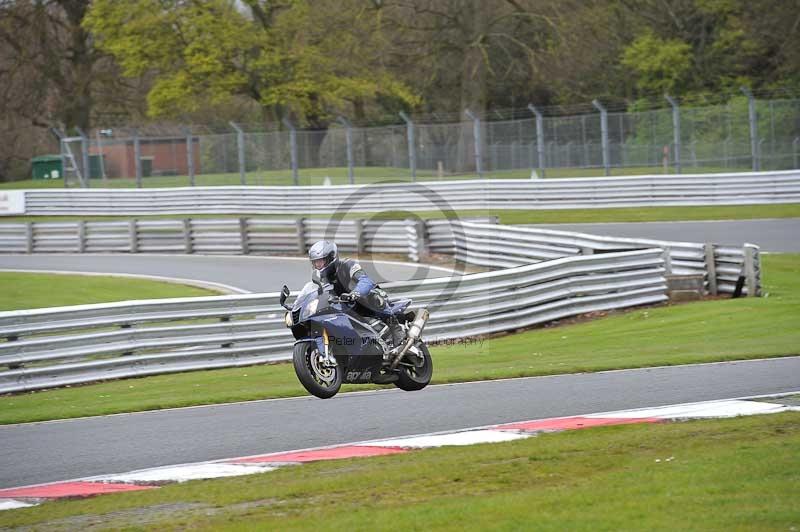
[279,270,432,399]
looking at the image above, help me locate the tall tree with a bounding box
[618,0,800,97]
[0,0,143,180]
[85,0,417,164]
[380,0,555,114]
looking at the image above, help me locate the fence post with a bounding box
[77,220,86,253]
[239,217,250,255]
[464,109,484,178]
[741,87,760,171]
[794,137,799,169]
[133,129,142,188]
[50,128,67,188]
[581,115,590,167]
[592,100,610,176]
[405,218,427,262]
[743,244,758,297]
[399,111,416,181]
[25,222,33,253]
[665,95,682,173]
[704,243,718,296]
[229,122,246,185]
[511,140,518,169]
[296,217,307,254]
[723,137,731,168]
[184,127,196,186]
[527,104,546,178]
[565,141,573,167]
[662,246,672,276]
[76,127,91,188]
[337,116,355,184]
[281,118,299,186]
[354,219,365,255]
[96,129,108,182]
[183,219,193,253]
[416,218,429,261]
[129,219,138,253]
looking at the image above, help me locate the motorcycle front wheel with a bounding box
[293,342,342,399]
[394,342,433,391]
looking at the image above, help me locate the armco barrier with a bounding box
[0,249,666,393]
[9,171,800,216]
[0,216,761,297]
[449,222,760,297]
[0,217,490,258]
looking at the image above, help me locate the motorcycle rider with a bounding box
[308,240,405,349]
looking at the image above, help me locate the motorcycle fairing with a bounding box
[293,336,326,357]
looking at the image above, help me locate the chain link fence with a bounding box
[54,95,800,188]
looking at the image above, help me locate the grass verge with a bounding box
[370,204,800,224]
[3,203,800,224]
[2,412,798,529]
[0,272,220,311]
[0,165,749,189]
[1,254,797,425]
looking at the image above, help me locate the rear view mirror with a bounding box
[279,285,290,308]
[311,269,322,286]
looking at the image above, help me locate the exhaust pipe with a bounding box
[390,308,429,370]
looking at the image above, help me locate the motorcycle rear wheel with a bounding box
[293,342,342,399]
[394,342,433,391]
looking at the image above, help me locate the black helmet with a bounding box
[308,240,338,279]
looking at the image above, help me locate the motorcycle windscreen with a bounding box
[293,282,323,321]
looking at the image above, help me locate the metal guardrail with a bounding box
[449,221,761,297]
[0,218,424,257]
[714,245,762,296]
[0,249,667,393]
[0,216,761,296]
[0,216,493,259]
[0,207,764,392]
[10,171,800,216]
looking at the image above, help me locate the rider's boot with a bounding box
[387,315,405,350]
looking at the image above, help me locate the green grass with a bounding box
[3,203,800,224]
[0,272,220,311]
[1,164,752,189]
[2,412,798,529]
[3,167,437,189]
[365,204,800,224]
[1,254,798,425]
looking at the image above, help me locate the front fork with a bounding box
[296,335,336,368]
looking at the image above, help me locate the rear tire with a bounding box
[293,342,342,399]
[394,342,433,391]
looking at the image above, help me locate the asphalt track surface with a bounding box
[0,254,454,293]
[1,357,799,489]
[525,219,800,252]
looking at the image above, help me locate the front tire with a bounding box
[394,342,433,391]
[293,342,342,399]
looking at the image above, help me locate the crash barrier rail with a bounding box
[0,216,491,257]
[8,170,800,216]
[0,249,667,393]
[0,216,762,297]
[448,221,762,297]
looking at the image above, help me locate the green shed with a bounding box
[30,154,106,180]
[31,155,63,179]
